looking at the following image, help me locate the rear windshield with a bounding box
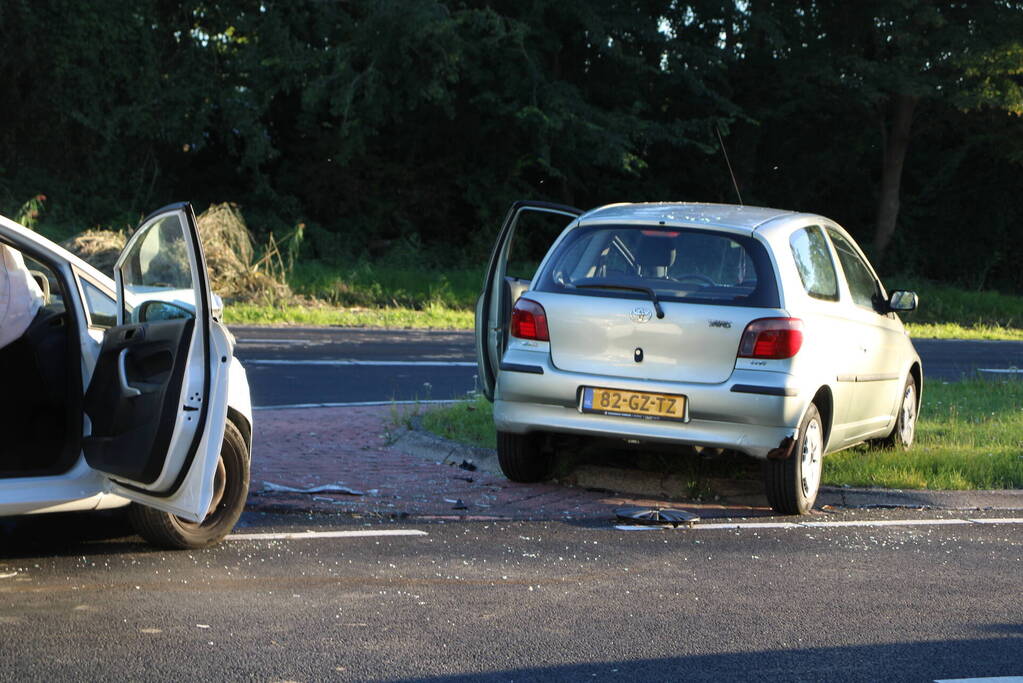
[533,225,779,308]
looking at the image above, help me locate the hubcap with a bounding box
[900,384,917,446]
[800,417,823,499]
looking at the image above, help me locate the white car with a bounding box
[0,202,253,548]
[477,201,922,514]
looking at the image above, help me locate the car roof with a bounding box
[579,202,804,233]
[0,213,116,288]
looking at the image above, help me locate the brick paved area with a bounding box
[250,406,775,521]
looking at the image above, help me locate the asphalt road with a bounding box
[2,509,1021,682]
[228,326,1023,407]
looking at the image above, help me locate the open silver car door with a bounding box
[82,203,230,522]
[475,200,581,400]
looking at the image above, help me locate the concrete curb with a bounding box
[395,424,1023,511]
[392,424,502,475]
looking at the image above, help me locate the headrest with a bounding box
[635,235,675,269]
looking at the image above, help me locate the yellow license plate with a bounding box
[580,387,687,422]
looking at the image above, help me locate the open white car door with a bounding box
[82,203,229,522]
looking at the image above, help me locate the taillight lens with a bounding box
[510,298,550,341]
[738,318,804,359]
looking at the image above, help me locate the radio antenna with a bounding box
[716,124,743,206]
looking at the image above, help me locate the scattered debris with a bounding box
[614,506,700,528]
[0,571,17,580]
[261,481,365,496]
[458,460,477,472]
[453,476,474,483]
[444,498,468,510]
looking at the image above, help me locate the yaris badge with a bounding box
[630,307,653,323]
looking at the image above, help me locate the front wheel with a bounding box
[764,404,824,515]
[129,420,250,549]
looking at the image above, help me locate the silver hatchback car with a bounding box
[476,201,922,514]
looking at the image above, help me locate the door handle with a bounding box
[117,348,142,398]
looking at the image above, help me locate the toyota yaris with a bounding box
[0,202,252,548]
[476,201,921,514]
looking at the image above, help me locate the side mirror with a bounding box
[888,290,918,312]
[139,300,193,323]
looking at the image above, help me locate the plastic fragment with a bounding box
[614,506,700,528]
[260,481,365,496]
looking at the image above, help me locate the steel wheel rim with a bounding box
[900,384,917,446]
[801,417,823,499]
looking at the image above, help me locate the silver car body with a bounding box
[478,202,921,461]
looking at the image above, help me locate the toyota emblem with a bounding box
[630,307,653,323]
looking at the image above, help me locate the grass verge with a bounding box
[904,322,1023,341]
[823,379,1023,489]
[420,394,497,449]
[224,303,474,329]
[422,379,1023,490]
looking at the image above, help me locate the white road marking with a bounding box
[968,517,1023,525]
[245,359,476,367]
[935,677,1023,682]
[688,522,802,530]
[801,518,973,528]
[616,518,1023,531]
[254,399,460,411]
[225,529,428,541]
[235,339,313,344]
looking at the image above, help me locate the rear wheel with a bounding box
[497,431,551,482]
[764,404,824,515]
[129,420,250,549]
[876,375,917,449]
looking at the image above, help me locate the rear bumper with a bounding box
[495,351,807,459]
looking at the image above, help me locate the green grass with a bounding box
[422,379,1023,490]
[897,276,1023,329]
[904,322,1023,341]
[289,261,482,310]
[224,302,474,329]
[421,394,497,449]
[823,379,1023,489]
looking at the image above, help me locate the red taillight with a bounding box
[510,298,550,341]
[738,318,804,359]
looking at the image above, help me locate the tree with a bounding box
[804,1,1023,260]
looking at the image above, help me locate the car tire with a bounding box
[763,403,824,515]
[497,431,551,482]
[128,420,250,549]
[876,375,918,450]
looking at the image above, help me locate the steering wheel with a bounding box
[673,273,715,287]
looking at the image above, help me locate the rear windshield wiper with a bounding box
[573,283,665,319]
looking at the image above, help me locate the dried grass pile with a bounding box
[61,202,296,303]
[61,229,126,276]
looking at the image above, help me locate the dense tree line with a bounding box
[1,1,1022,289]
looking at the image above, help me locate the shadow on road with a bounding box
[399,634,1023,683]
[0,509,149,558]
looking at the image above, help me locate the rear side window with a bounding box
[827,228,883,310]
[534,225,779,308]
[789,226,838,301]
